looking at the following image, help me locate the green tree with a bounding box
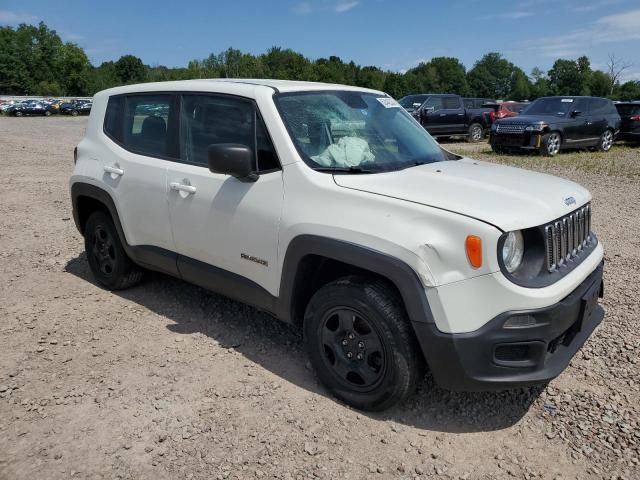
[548,57,592,95]
[616,80,640,100]
[114,55,147,85]
[590,70,611,98]
[427,57,469,95]
[467,53,528,99]
[56,42,92,95]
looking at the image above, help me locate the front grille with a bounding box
[544,204,592,272]
[496,122,527,134]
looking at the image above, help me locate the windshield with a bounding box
[521,98,576,117]
[398,94,429,109]
[276,91,452,173]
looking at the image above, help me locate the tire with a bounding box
[44,110,51,116]
[84,211,143,290]
[539,131,561,156]
[467,123,483,143]
[15,111,23,117]
[71,110,78,117]
[304,276,422,411]
[596,129,614,152]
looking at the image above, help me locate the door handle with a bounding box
[170,182,196,194]
[104,165,124,176]
[458,113,464,116]
[439,113,446,117]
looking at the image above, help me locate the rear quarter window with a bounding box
[104,96,124,142]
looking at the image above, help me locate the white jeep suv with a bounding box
[70,80,604,411]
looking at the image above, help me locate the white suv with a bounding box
[70,80,604,411]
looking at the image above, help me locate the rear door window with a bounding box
[122,95,174,158]
[588,98,611,116]
[443,97,461,109]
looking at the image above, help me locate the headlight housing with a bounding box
[502,230,524,273]
[525,123,547,132]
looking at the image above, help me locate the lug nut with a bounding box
[342,339,348,346]
[356,353,363,360]
[348,333,354,340]
[358,341,364,349]
[346,351,353,359]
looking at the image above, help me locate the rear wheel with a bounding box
[467,123,483,143]
[71,110,79,116]
[304,276,422,411]
[540,131,561,156]
[597,129,614,152]
[84,211,143,290]
[44,110,51,116]
[15,111,23,117]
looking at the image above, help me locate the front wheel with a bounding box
[84,211,143,290]
[540,131,561,156]
[597,130,614,152]
[71,110,78,116]
[44,110,51,116]
[467,123,484,143]
[15,111,23,117]
[304,276,422,411]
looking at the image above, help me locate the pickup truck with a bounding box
[399,94,492,142]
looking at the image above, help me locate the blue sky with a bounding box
[1,0,639,80]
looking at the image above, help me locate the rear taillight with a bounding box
[497,111,507,119]
[73,146,78,164]
[489,111,496,121]
[630,115,640,121]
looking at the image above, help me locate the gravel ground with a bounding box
[0,116,638,480]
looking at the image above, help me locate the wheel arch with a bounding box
[277,235,435,328]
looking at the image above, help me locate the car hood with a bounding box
[333,158,591,231]
[498,114,570,125]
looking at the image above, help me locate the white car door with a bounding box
[101,94,176,262]
[166,93,284,295]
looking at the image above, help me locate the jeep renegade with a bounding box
[71,80,605,411]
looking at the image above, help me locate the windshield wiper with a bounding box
[312,166,376,174]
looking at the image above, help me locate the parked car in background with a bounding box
[614,102,640,144]
[484,101,529,126]
[399,93,490,142]
[60,102,92,116]
[490,96,621,156]
[6,101,54,117]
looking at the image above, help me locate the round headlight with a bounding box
[502,230,524,273]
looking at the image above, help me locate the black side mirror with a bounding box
[207,144,258,182]
[571,110,582,118]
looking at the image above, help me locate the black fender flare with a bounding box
[277,235,435,326]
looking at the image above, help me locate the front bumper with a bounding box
[413,262,604,391]
[490,132,542,150]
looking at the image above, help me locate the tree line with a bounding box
[1,22,639,101]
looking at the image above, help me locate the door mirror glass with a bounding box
[423,106,435,114]
[207,143,258,182]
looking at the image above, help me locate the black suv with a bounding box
[614,102,640,144]
[398,94,493,142]
[490,96,621,156]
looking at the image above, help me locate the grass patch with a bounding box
[445,142,640,178]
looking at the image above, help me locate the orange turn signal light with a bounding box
[465,235,482,269]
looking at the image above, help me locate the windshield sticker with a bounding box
[561,99,574,102]
[376,97,400,108]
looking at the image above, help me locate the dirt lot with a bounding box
[0,116,638,480]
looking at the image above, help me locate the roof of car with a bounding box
[99,79,385,97]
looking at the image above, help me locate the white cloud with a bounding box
[292,0,360,15]
[481,10,533,20]
[0,10,38,23]
[335,1,359,12]
[525,8,640,57]
[291,2,313,14]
